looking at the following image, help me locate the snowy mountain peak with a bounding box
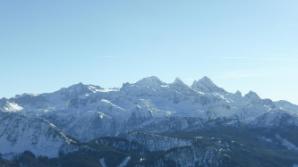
[137,76,163,84]
[120,76,167,93]
[191,76,225,93]
[172,78,187,86]
[245,91,260,100]
[60,82,89,92]
[57,83,103,96]
[199,76,213,83]
[131,76,167,88]
[169,78,193,93]
[235,90,242,97]
[68,82,86,89]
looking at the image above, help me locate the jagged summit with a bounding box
[191,76,225,93]
[235,90,242,97]
[244,91,260,100]
[120,76,167,92]
[199,76,214,84]
[169,78,193,93]
[136,76,164,85]
[172,78,187,86]
[59,82,90,92]
[123,76,167,89]
[53,83,106,98]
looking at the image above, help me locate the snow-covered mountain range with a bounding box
[1,76,298,166]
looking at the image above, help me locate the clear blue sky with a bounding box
[1,0,298,103]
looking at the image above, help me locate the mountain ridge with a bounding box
[2,76,295,105]
[1,76,298,167]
